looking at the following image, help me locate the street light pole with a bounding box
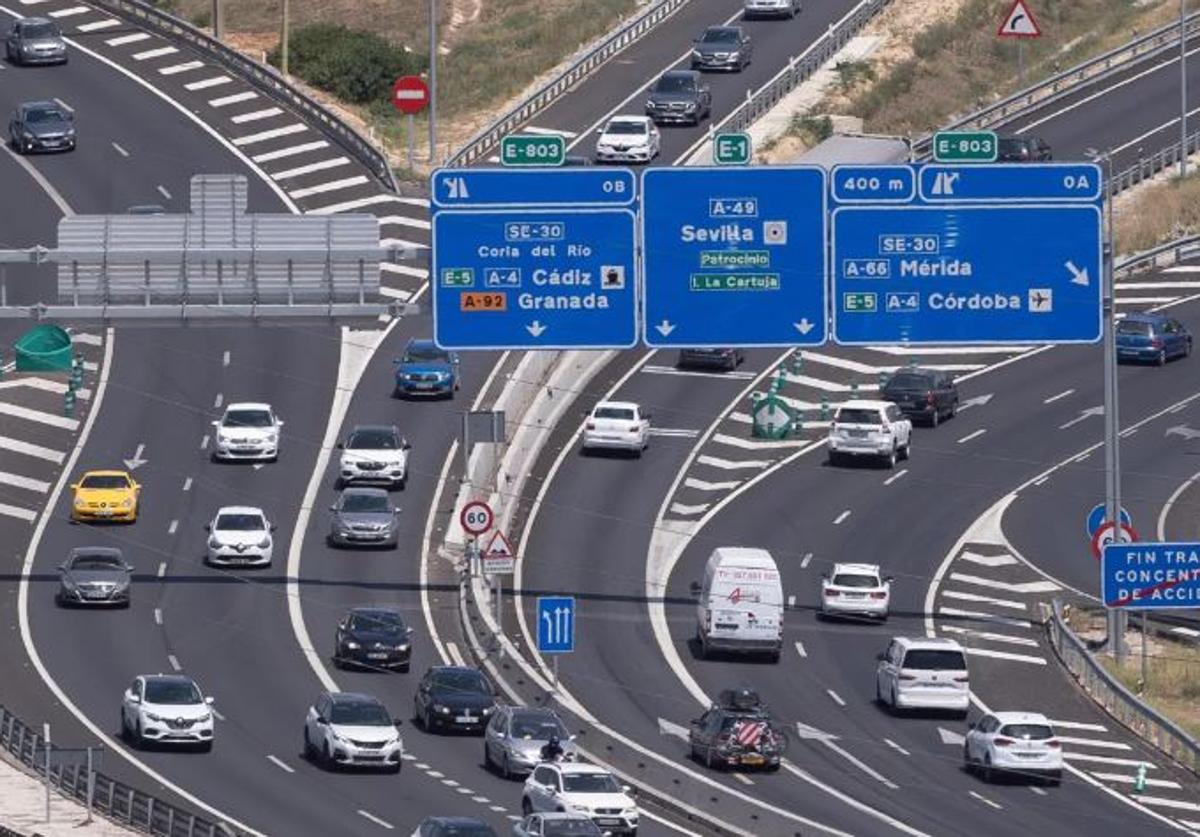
[429,0,438,163]
[1182,0,1189,178]
[280,0,290,76]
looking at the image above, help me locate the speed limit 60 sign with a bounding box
[460,500,494,535]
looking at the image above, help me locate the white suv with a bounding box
[827,399,911,468]
[121,674,214,750]
[522,762,638,836]
[303,691,403,772]
[337,424,409,489]
[964,711,1062,785]
[876,636,969,717]
[821,562,891,620]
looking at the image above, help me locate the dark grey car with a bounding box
[880,368,959,426]
[645,70,711,125]
[327,487,399,549]
[691,26,752,72]
[484,706,576,778]
[9,100,75,154]
[57,547,133,607]
[5,18,66,66]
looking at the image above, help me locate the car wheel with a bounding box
[424,705,436,732]
[134,720,146,750]
[883,446,897,469]
[704,746,714,770]
[1186,339,1193,358]
[900,441,910,461]
[1157,349,1167,366]
[890,686,900,715]
[198,740,213,753]
[522,798,533,817]
[303,727,315,759]
[982,754,994,783]
[1046,771,1061,787]
[501,753,512,779]
[322,742,335,770]
[120,710,129,741]
[828,451,842,467]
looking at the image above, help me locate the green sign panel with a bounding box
[440,267,475,288]
[842,292,877,313]
[500,134,565,167]
[752,393,793,439]
[690,273,780,291]
[932,130,998,163]
[713,132,752,165]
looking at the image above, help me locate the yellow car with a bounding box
[70,470,141,523]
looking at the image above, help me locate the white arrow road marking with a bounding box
[655,320,676,337]
[657,718,690,740]
[957,394,994,411]
[948,572,1059,594]
[526,321,547,337]
[795,723,898,789]
[123,443,147,471]
[1059,406,1103,429]
[1166,425,1200,440]
[937,727,965,746]
[1065,260,1089,286]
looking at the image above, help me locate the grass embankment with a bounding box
[1116,170,1200,253]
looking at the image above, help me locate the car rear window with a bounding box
[1000,723,1054,740]
[885,373,933,389]
[594,407,635,421]
[832,573,879,588]
[1117,320,1152,336]
[901,649,967,670]
[544,821,603,837]
[835,408,881,424]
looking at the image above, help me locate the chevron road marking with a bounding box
[232,123,307,146]
[381,236,428,251]
[941,590,1027,610]
[958,551,1018,567]
[0,471,50,493]
[0,502,36,522]
[132,46,177,60]
[76,19,120,31]
[271,157,351,180]
[669,502,709,516]
[379,214,432,231]
[937,607,1031,629]
[208,91,258,108]
[287,175,369,199]
[1135,796,1200,813]
[640,364,756,381]
[158,60,203,75]
[48,6,89,17]
[0,402,79,430]
[683,476,741,491]
[947,572,1060,594]
[1090,772,1182,789]
[1056,736,1132,751]
[797,351,983,375]
[0,435,65,464]
[251,140,329,163]
[696,454,771,470]
[963,647,1046,665]
[1049,720,1107,731]
[1062,752,1158,767]
[105,32,150,46]
[938,625,1039,647]
[184,75,233,91]
[711,432,807,450]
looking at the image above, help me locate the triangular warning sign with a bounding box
[997,0,1040,37]
[482,529,513,558]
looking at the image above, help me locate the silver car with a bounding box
[5,17,67,66]
[327,487,399,549]
[512,812,602,837]
[484,706,576,778]
[57,547,133,607]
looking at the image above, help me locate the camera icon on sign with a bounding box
[763,221,788,245]
[601,265,625,291]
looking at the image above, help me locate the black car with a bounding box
[414,666,497,733]
[8,100,75,154]
[997,136,1052,162]
[677,348,744,371]
[334,607,413,671]
[5,17,66,66]
[880,368,959,426]
[691,26,752,72]
[645,70,711,125]
[688,687,783,770]
[416,817,498,837]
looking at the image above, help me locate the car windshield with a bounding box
[998,138,1025,154]
[433,670,490,694]
[655,75,694,93]
[544,821,603,836]
[511,713,568,739]
[404,344,449,363]
[347,429,399,450]
[835,408,881,425]
[594,407,635,421]
[606,121,647,135]
[832,573,879,588]
[330,701,391,726]
[701,28,739,43]
[79,474,129,489]
[436,826,495,837]
[1000,723,1054,740]
[885,373,932,389]
[339,493,390,513]
[215,513,264,531]
[23,23,59,38]
[1117,320,1152,336]
[562,773,622,793]
[26,108,64,123]
[70,555,122,571]
[902,650,967,670]
[223,409,272,428]
[349,612,406,634]
[144,679,202,705]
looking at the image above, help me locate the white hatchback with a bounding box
[205,506,274,567]
[964,711,1062,785]
[821,562,890,620]
[581,401,650,457]
[211,402,283,462]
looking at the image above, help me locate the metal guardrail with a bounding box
[913,11,1200,156]
[1109,129,1200,195]
[0,704,236,837]
[1115,233,1200,276]
[446,0,696,167]
[1045,600,1200,776]
[87,0,398,194]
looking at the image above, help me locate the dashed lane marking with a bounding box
[800,553,813,569]
[110,141,129,157]
[222,350,231,367]
[640,364,756,381]
[648,427,701,438]
[357,810,394,830]
[267,755,294,773]
[157,185,171,200]
[969,791,1002,810]
[157,562,166,578]
[230,107,284,124]
[153,608,162,626]
[159,60,203,75]
[794,641,806,658]
[883,468,908,486]
[182,477,192,491]
[1029,786,1048,796]
[167,654,181,671]
[833,510,851,525]
[167,519,178,535]
[884,739,910,756]
[200,434,209,450]
[732,773,754,785]
[213,393,223,408]
[957,429,987,444]
[826,689,846,707]
[1044,389,1075,404]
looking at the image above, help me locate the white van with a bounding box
[694,548,784,662]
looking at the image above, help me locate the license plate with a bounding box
[367,653,389,660]
[596,820,621,827]
[98,509,113,516]
[849,429,868,437]
[455,715,475,724]
[742,754,765,765]
[844,592,865,599]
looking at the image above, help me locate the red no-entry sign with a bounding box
[393,75,430,115]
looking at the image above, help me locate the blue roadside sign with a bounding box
[1102,542,1200,609]
[1086,502,1132,539]
[536,596,575,654]
[431,168,638,350]
[640,166,827,347]
[917,163,1101,203]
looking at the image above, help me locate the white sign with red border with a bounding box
[997,0,1041,38]
[1091,521,1138,560]
[481,529,516,575]
[460,500,494,536]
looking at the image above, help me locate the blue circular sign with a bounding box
[1085,503,1131,539]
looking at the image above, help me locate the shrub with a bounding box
[268,24,425,106]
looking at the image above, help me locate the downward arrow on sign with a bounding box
[526,321,547,337]
[1065,261,1089,286]
[794,319,815,335]
[655,320,676,337]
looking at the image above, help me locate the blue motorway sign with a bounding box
[832,204,1102,345]
[918,163,1102,203]
[536,596,575,654]
[1086,503,1132,539]
[431,168,636,208]
[641,167,827,347]
[1102,542,1200,610]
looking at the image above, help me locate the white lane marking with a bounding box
[158,60,203,75]
[251,140,329,162]
[306,193,427,214]
[833,510,851,525]
[1136,796,1200,813]
[649,427,701,438]
[0,471,50,493]
[969,791,1002,810]
[1117,280,1200,289]
[153,608,162,625]
[232,123,308,146]
[157,562,166,578]
[1057,735,1132,751]
[669,502,710,516]
[826,689,846,707]
[1044,388,1075,403]
[167,654,181,671]
[732,772,754,785]
[488,805,505,813]
[105,32,150,45]
[213,393,223,408]
[441,778,459,787]
[200,434,209,450]
[48,6,89,17]
[230,107,284,124]
[82,361,98,372]
[288,175,370,199]
[426,770,445,779]
[357,810,394,829]
[156,184,171,200]
[796,351,982,375]
[937,607,1032,629]
[1049,720,1107,731]
[711,432,806,450]
[782,372,877,393]
[787,594,796,607]
[0,402,79,430]
[380,236,428,250]
[1063,752,1157,767]
[948,572,1059,594]
[167,519,178,535]
[1029,785,1048,796]
[1116,296,1178,304]
[640,364,755,381]
[270,157,351,180]
[794,641,806,658]
[1158,468,1200,542]
[1032,475,1050,486]
[378,287,412,301]
[52,97,74,114]
[380,263,429,279]
[1091,772,1182,789]
[957,429,987,444]
[267,755,294,773]
[182,477,192,491]
[221,350,230,367]
[941,590,1027,610]
[869,344,1033,355]
[445,642,467,667]
[1172,626,1200,638]
[184,75,233,91]
[884,738,910,756]
[379,214,432,231]
[883,468,908,485]
[801,553,813,569]
[0,503,36,522]
[963,647,1046,665]
[132,45,177,60]
[76,19,120,31]
[208,90,257,107]
[696,454,771,470]
[939,625,1039,647]
[110,141,129,157]
[522,126,578,137]
[809,738,899,790]
[684,476,740,491]
[0,435,64,464]
[70,331,103,346]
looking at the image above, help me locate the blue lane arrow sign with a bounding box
[431,168,636,208]
[1086,503,1132,539]
[536,596,575,654]
[919,163,1101,203]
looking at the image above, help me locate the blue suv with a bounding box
[393,339,459,398]
[1116,313,1192,365]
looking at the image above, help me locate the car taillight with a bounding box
[869,591,887,599]
[586,422,595,430]
[1045,739,1061,748]
[1151,338,1164,349]
[993,737,1014,747]
[824,589,839,597]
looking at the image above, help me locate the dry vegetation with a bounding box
[1116,170,1200,253]
[1103,638,1200,739]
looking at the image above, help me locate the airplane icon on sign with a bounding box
[1029,288,1053,312]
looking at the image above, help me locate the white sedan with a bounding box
[581,401,650,457]
[121,674,214,751]
[820,562,890,620]
[211,402,284,462]
[964,711,1062,784]
[205,506,274,567]
[594,116,660,164]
